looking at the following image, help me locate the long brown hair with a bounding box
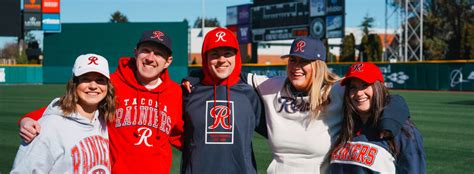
[308,60,340,119]
[59,76,116,122]
[330,80,400,157]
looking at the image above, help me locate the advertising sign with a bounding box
[326,15,344,38]
[43,13,61,32]
[237,25,251,44]
[310,0,326,17]
[0,0,21,37]
[310,17,325,39]
[237,4,251,25]
[227,6,238,26]
[42,0,60,13]
[24,0,42,12]
[326,0,344,15]
[24,13,42,31]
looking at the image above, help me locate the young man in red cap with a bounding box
[18,30,184,174]
[180,27,265,174]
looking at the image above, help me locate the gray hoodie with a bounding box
[11,98,110,174]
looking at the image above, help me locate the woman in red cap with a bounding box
[329,62,426,173]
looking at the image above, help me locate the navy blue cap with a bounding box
[136,30,172,54]
[281,36,326,61]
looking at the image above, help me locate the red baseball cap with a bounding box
[340,62,384,86]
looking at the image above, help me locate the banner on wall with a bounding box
[227,6,238,26]
[24,0,42,12]
[42,0,60,13]
[42,13,61,32]
[24,13,42,31]
[326,15,344,38]
[310,0,326,17]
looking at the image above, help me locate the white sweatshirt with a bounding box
[249,74,344,174]
[11,98,110,174]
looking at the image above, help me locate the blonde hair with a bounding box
[59,77,116,122]
[308,60,340,119]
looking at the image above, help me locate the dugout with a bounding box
[43,22,188,83]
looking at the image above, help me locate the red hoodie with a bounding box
[22,57,183,174]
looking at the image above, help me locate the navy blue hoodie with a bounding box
[181,28,263,174]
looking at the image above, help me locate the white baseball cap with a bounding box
[72,53,110,79]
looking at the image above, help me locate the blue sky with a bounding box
[0,0,387,48]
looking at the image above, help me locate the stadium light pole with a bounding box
[201,0,205,36]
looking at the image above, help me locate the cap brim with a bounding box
[74,68,110,79]
[136,40,172,54]
[340,75,376,86]
[280,53,315,60]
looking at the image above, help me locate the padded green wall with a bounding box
[43,22,188,83]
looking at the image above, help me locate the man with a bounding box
[18,30,183,174]
[180,27,265,174]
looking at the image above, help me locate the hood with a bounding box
[114,57,171,93]
[43,98,99,127]
[201,27,242,86]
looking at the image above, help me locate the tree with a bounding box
[183,18,190,28]
[340,33,356,62]
[110,10,129,23]
[359,35,368,61]
[367,34,383,62]
[360,14,374,37]
[0,42,28,64]
[193,17,220,28]
[392,0,473,60]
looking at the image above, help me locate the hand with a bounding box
[379,130,394,139]
[19,117,41,143]
[181,80,192,93]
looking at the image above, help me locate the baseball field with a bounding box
[1,85,473,173]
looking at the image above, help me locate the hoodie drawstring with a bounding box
[156,92,160,140]
[226,79,231,127]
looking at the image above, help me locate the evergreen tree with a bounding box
[340,33,356,62]
[193,17,220,28]
[110,11,129,23]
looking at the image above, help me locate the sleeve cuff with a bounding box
[379,118,402,137]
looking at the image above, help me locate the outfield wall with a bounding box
[42,22,189,83]
[0,65,42,84]
[190,61,474,91]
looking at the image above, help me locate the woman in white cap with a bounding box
[11,54,116,174]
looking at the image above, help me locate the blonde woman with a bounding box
[11,54,115,173]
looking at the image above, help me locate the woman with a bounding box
[329,62,426,173]
[11,54,116,173]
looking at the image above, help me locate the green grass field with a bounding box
[1,85,473,173]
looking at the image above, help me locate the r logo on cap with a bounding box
[215,31,227,42]
[151,31,164,41]
[352,63,364,72]
[88,56,99,65]
[294,40,306,53]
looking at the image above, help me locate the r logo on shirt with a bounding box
[134,127,153,147]
[205,100,234,144]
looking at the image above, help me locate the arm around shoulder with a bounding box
[380,95,410,137]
